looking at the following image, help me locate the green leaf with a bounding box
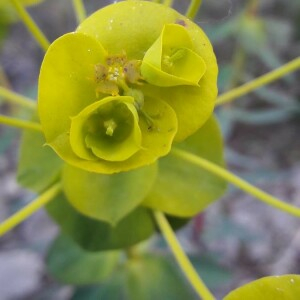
[73,255,196,300]
[46,193,154,251]
[62,163,157,225]
[46,234,120,285]
[17,117,63,193]
[72,276,127,300]
[224,275,300,300]
[124,255,196,300]
[142,115,227,217]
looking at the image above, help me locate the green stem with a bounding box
[153,210,215,300]
[10,0,50,52]
[0,86,36,110]
[163,0,173,6]
[0,182,61,237]
[0,115,42,132]
[186,0,203,20]
[216,56,300,106]
[171,148,300,218]
[72,0,86,24]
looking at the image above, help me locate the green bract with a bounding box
[224,275,300,300]
[70,96,142,162]
[141,24,207,87]
[38,0,218,174]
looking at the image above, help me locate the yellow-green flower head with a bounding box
[141,24,207,87]
[38,1,218,174]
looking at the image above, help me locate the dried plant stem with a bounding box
[216,56,300,106]
[0,115,42,132]
[153,210,215,300]
[172,148,300,218]
[186,0,203,20]
[0,86,36,110]
[72,0,86,23]
[10,0,50,52]
[0,182,62,236]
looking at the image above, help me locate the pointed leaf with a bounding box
[47,234,120,285]
[72,255,196,300]
[62,163,157,225]
[46,193,154,251]
[125,255,196,300]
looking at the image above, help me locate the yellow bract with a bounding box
[141,24,207,87]
[38,1,217,173]
[70,96,142,162]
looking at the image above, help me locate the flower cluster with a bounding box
[38,1,218,174]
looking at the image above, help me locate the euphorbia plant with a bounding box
[0,0,300,299]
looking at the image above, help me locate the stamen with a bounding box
[163,48,186,67]
[104,119,117,136]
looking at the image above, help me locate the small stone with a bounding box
[0,250,44,299]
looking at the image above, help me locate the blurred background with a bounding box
[0,0,299,299]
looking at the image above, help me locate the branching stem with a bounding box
[171,148,300,218]
[0,86,36,110]
[216,56,300,106]
[0,115,42,132]
[0,182,62,237]
[186,0,203,20]
[10,0,50,52]
[153,210,215,300]
[72,0,86,23]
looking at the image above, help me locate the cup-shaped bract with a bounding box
[38,0,218,173]
[70,96,142,162]
[141,24,207,87]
